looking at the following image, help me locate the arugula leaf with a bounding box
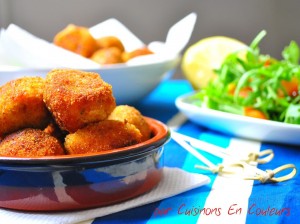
[282,41,300,64]
[284,104,300,124]
[193,30,300,124]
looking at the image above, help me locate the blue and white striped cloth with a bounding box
[90,80,299,224]
[1,80,299,224]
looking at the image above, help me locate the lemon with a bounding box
[181,36,247,90]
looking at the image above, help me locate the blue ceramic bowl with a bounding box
[0,117,169,211]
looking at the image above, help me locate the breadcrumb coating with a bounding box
[90,47,123,65]
[96,36,125,52]
[43,69,116,133]
[64,120,143,155]
[108,105,151,141]
[53,24,98,58]
[0,128,65,157]
[0,77,50,138]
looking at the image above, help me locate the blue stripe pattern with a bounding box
[92,80,300,224]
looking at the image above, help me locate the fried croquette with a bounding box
[43,69,116,133]
[122,47,153,62]
[0,77,51,138]
[0,128,65,157]
[107,105,151,141]
[53,24,98,58]
[90,47,123,65]
[96,36,125,52]
[64,120,143,155]
[43,120,67,143]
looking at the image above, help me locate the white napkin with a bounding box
[0,13,197,69]
[0,167,210,224]
[89,18,145,52]
[0,24,100,69]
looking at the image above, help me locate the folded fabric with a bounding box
[0,13,196,69]
[0,167,210,224]
[0,24,100,69]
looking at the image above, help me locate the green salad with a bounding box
[192,30,300,124]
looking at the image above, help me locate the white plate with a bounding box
[175,92,300,145]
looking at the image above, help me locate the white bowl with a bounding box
[0,13,197,104]
[0,56,180,105]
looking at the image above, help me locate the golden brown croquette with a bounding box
[90,47,123,65]
[122,47,153,62]
[53,24,98,58]
[0,128,65,157]
[107,105,151,141]
[96,36,125,52]
[43,120,67,143]
[64,120,143,155]
[43,69,116,133]
[0,77,51,138]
